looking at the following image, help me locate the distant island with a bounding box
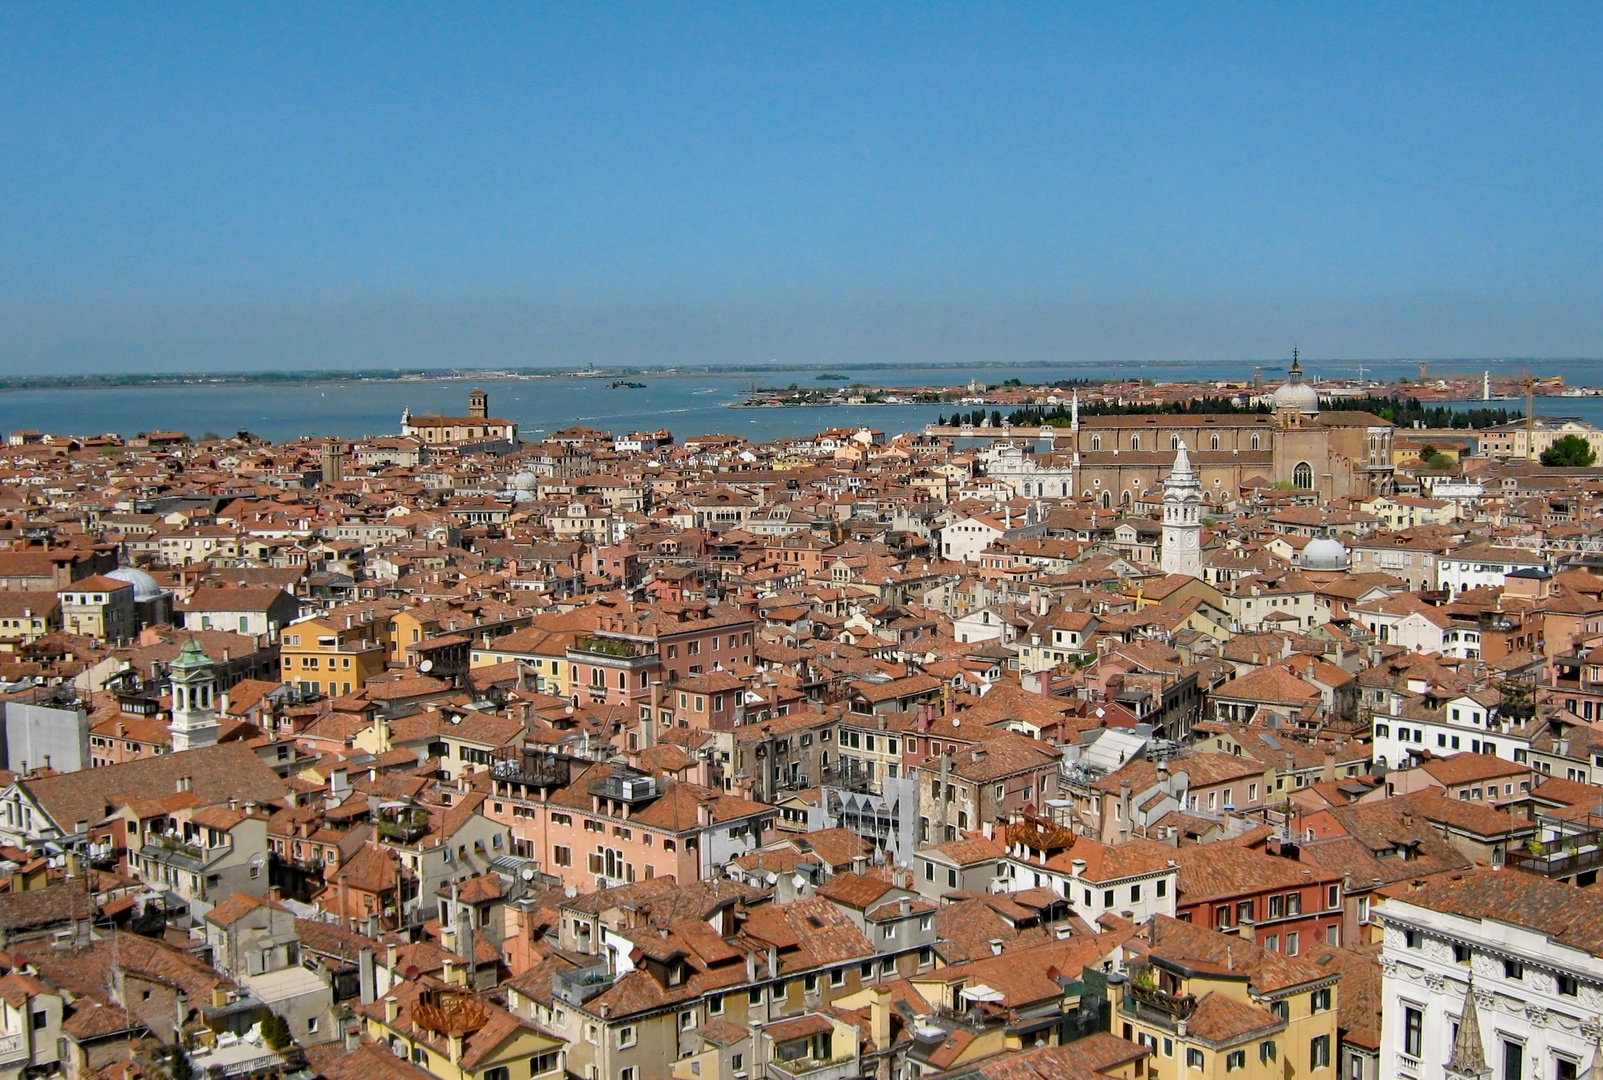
[814,373,850,381]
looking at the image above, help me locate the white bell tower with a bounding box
[170,637,220,753]
[1161,441,1203,578]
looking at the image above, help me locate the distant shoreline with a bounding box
[0,358,1592,394]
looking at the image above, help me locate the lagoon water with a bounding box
[1,358,1596,444]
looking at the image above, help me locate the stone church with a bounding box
[982,357,1396,507]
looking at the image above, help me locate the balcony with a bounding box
[552,962,615,1007]
[0,1031,26,1064]
[1506,831,1603,880]
[143,833,206,863]
[1120,980,1198,1032]
[375,806,429,844]
[185,1041,284,1080]
[818,764,872,794]
[490,747,569,789]
[767,1055,860,1080]
[568,637,657,669]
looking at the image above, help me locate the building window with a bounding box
[1226,1050,1246,1071]
[1259,1041,1276,1063]
[1310,1035,1330,1070]
[1558,974,1580,997]
[1187,1048,1205,1070]
[1402,1007,1422,1057]
[1311,987,1331,1012]
[1504,959,1524,980]
[1502,1041,1522,1080]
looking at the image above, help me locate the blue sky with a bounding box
[0,3,1598,372]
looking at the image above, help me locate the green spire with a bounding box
[173,637,213,670]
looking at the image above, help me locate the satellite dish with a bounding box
[520,867,536,882]
[791,874,807,891]
[249,852,266,870]
[419,660,434,673]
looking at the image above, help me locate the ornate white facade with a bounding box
[1378,878,1603,1080]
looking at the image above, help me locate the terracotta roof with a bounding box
[1378,865,1603,956]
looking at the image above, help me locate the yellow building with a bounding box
[388,600,533,666]
[1479,416,1603,460]
[362,979,564,1080]
[1117,916,1339,1080]
[1358,494,1459,530]
[280,600,401,694]
[468,625,580,699]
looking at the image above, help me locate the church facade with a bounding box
[401,389,518,445]
[983,361,1396,507]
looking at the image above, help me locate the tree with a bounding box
[1493,676,1536,724]
[169,1045,192,1080]
[1418,445,1454,470]
[1541,434,1597,468]
[260,1013,292,1050]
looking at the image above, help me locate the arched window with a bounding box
[1251,434,1260,450]
[1101,491,1112,509]
[1210,433,1220,450]
[1131,435,1140,451]
[1171,434,1180,450]
[1091,435,1102,451]
[1294,461,1313,489]
[1121,490,1131,505]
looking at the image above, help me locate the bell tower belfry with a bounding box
[1161,441,1203,578]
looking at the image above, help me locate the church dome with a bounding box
[1301,537,1350,571]
[106,566,166,602]
[1271,351,1320,415]
[510,472,539,491]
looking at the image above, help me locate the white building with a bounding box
[1370,692,1524,771]
[1436,543,1547,599]
[1376,866,1603,1080]
[938,506,1042,564]
[996,823,1178,926]
[981,443,1076,499]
